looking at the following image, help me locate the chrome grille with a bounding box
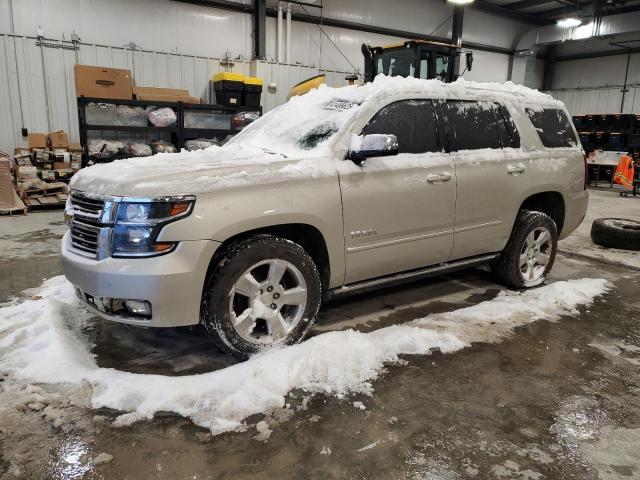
[70,192,103,216]
[69,191,105,257]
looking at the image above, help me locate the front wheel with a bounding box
[201,235,322,359]
[492,210,558,289]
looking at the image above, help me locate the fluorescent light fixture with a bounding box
[447,0,475,4]
[557,17,582,28]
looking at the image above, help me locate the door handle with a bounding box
[507,163,526,175]
[427,172,452,183]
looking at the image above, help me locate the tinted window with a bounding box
[440,101,514,151]
[526,108,577,148]
[363,100,439,154]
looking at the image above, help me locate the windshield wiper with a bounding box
[262,148,287,158]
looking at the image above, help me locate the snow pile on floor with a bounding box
[0,276,608,435]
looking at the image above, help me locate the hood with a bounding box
[70,144,334,197]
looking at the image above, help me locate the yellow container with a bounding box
[244,77,264,86]
[212,72,245,82]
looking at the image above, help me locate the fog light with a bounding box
[123,300,152,317]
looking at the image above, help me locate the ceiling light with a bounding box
[447,0,475,5]
[557,17,582,28]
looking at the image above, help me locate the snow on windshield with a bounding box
[229,85,365,156]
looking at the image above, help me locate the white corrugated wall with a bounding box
[545,86,640,115]
[0,34,256,153]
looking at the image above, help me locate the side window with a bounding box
[525,108,577,148]
[362,100,439,154]
[441,101,514,151]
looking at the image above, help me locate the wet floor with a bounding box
[1,212,640,479]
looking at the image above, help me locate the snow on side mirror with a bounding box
[349,134,399,165]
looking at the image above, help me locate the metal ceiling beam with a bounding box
[171,0,253,14]
[535,2,589,17]
[471,0,553,24]
[265,8,516,55]
[535,0,640,17]
[253,0,266,59]
[554,46,640,61]
[503,0,558,11]
[173,0,518,55]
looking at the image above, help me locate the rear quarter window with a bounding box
[525,107,577,148]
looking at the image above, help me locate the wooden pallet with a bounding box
[23,192,68,209]
[19,182,67,197]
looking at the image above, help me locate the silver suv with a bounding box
[62,79,588,358]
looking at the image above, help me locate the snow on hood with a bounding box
[71,75,556,197]
[0,276,608,435]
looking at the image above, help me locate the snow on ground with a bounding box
[0,276,608,435]
[559,189,640,270]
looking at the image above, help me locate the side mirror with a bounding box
[349,134,399,165]
[466,52,473,72]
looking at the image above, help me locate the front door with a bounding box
[339,99,456,284]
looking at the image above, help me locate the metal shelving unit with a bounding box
[77,96,262,165]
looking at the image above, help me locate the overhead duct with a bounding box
[516,10,640,51]
[511,10,640,88]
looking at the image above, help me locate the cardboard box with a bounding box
[17,165,38,180]
[48,131,69,149]
[75,65,133,100]
[68,143,83,152]
[54,168,74,180]
[54,161,71,170]
[39,170,56,181]
[15,147,31,155]
[15,156,33,167]
[136,93,200,103]
[28,133,48,149]
[133,86,190,98]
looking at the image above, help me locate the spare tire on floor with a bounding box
[591,218,640,251]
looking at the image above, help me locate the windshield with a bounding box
[229,95,361,156]
[374,49,415,77]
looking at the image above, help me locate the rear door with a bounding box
[437,100,530,260]
[339,99,456,284]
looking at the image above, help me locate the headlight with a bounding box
[111,197,194,257]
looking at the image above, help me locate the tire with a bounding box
[201,235,322,359]
[492,210,558,289]
[591,218,640,251]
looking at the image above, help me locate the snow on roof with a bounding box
[295,74,558,106]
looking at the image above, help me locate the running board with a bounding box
[326,253,500,300]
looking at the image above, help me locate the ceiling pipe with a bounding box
[286,3,292,64]
[277,2,283,63]
[515,10,640,51]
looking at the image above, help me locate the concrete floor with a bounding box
[1,189,640,479]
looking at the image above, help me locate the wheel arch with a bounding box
[519,191,565,234]
[208,222,332,291]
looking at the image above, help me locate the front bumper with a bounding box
[61,232,220,327]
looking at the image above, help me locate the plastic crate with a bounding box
[597,114,610,128]
[184,111,231,130]
[607,132,624,147]
[86,103,116,125]
[594,131,608,145]
[213,72,245,106]
[243,77,263,107]
[583,115,596,127]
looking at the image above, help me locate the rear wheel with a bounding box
[201,235,322,359]
[492,210,558,289]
